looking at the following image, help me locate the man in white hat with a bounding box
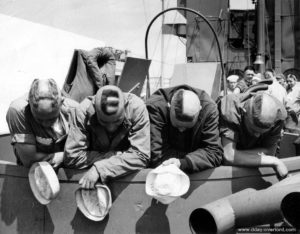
[146,85,223,172]
[219,92,289,179]
[6,78,78,168]
[64,85,150,188]
[220,75,239,96]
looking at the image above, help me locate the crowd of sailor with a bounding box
[5,47,295,193]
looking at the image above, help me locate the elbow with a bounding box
[17,153,36,168]
[22,161,33,168]
[223,151,235,166]
[20,157,36,168]
[137,150,150,166]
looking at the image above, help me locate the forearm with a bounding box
[222,137,288,178]
[14,144,54,168]
[151,145,187,167]
[93,149,148,183]
[63,150,108,169]
[184,145,223,172]
[224,148,278,168]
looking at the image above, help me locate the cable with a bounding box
[145,7,226,98]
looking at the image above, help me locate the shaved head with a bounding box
[170,89,202,130]
[29,78,62,108]
[28,78,62,127]
[244,93,287,134]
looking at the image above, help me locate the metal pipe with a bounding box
[274,0,282,72]
[189,174,300,234]
[281,190,300,229]
[144,7,226,99]
[254,0,266,73]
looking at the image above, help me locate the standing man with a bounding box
[219,93,289,179]
[234,66,256,94]
[220,75,239,96]
[286,74,300,114]
[276,73,287,89]
[264,69,287,105]
[146,85,223,173]
[64,85,150,188]
[6,78,78,168]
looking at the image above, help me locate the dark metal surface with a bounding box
[0,157,299,233]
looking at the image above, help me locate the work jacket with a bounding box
[6,95,78,165]
[64,93,150,183]
[146,85,223,172]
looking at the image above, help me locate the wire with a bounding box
[145,7,227,97]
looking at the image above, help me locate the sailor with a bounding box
[276,73,287,89]
[6,78,79,168]
[220,75,239,96]
[264,69,287,105]
[286,74,300,115]
[146,85,223,172]
[64,85,150,189]
[234,65,256,94]
[219,92,289,179]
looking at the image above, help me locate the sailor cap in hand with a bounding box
[28,161,60,205]
[75,184,112,221]
[145,164,190,204]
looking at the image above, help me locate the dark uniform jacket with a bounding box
[219,94,285,150]
[64,93,150,183]
[146,85,223,172]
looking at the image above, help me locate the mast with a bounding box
[254,0,265,74]
[160,0,164,88]
[274,0,282,72]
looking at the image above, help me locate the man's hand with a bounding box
[79,165,100,189]
[273,158,290,180]
[162,158,181,168]
[48,152,64,169]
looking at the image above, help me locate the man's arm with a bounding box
[14,143,49,167]
[222,136,288,178]
[147,103,186,167]
[181,105,223,172]
[93,97,150,183]
[13,144,63,168]
[63,107,108,169]
[6,100,63,168]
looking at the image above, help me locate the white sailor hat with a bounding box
[75,184,112,221]
[227,75,239,82]
[145,164,190,204]
[28,161,60,205]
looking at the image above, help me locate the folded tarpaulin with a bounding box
[62,47,116,103]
